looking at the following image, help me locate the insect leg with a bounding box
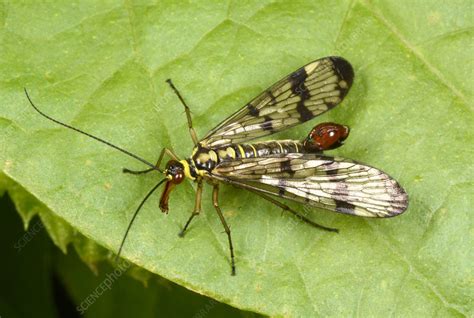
[166,79,199,146]
[212,184,236,276]
[123,148,179,174]
[179,178,203,237]
[248,189,339,233]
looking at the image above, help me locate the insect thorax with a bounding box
[184,140,307,179]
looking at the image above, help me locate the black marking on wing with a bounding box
[278,187,285,196]
[247,104,259,117]
[261,115,274,131]
[280,159,295,176]
[296,102,313,122]
[290,69,314,122]
[331,56,354,90]
[323,161,339,175]
[211,153,408,218]
[335,200,356,214]
[201,57,355,148]
[278,178,286,197]
[267,90,277,105]
[289,68,308,94]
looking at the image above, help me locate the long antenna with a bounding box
[24,88,160,172]
[115,178,167,262]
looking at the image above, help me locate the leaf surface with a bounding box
[1,1,472,316]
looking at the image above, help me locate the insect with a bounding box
[25,56,408,275]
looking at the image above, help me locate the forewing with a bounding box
[201,57,354,148]
[211,153,408,217]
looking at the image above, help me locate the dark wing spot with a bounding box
[289,68,313,122]
[335,200,356,214]
[277,179,287,197]
[266,90,277,105]
[329,56,354,98]
[280,159,295,176]
[278,187,285,197]
[261,115,274,131]
[290,67,308,83]
[290,68,310,99]
[296,102,313,122]
[247,103,259,117]
[322,161,340,175]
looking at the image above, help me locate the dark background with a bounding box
[0,194,261,318]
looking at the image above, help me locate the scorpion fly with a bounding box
[25,56,408,275]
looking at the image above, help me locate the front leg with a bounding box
[179,178,203,237]
[166,79,199,146]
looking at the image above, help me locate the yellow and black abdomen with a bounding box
[190,140,307,178]
[221,140,304,160]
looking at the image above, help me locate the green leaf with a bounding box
[1,1,472,316]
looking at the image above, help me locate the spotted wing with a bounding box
[201,57,354,148]
[211,153,408,217]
